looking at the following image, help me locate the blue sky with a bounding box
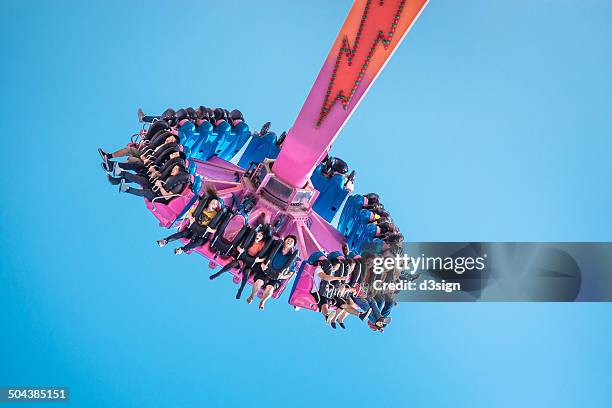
[1,1,611,407]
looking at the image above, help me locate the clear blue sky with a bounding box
[1,1,611,407]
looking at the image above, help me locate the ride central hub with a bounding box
[245,159,319,213]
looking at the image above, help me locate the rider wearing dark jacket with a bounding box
[157,193,223,253]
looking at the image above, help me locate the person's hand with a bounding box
[261,262,269,271]
[151,171,161,178]
[237,247,244,254]
[206,227,215,233]
[344,179,354,192]
[154,180,163,188]
[255,257,265,263]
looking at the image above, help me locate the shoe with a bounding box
[330,322,337,329]
[157,239,166,248]
[367,321,384,332]
[137,108,145,123]
[174,248,184,255]
[119,180,129,193]
[209,271,221,280]
[98,148,110,162]
[338,322,346,329]
[107,174,121,186]
[376,317,392,327]
[112,165,122,178]
[101,160,115,173]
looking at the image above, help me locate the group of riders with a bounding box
[98,106,412,331]
[339,192,404,254]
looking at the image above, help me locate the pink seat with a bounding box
[289,263,319,311]
[145,184,195,228]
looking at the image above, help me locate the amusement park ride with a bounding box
[101,0,429,326]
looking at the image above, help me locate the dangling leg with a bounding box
[99,146,141,164]
[259,284,275,310]
[175,236,205,254]
[157,229,192,247]
[120,184,156,200]
[236,267,252,300]
[321,303,330,320]
[209,260,239,280]
[341,303,362,316]
[138,108,161,124]
[120,171,150,188]
[336,309,348,329]
[247,279,265,305]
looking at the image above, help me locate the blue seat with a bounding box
[191,121,214,160]
[337,194,364,235]
[345,209,377,250]
[311,166,350,223]
[237,131,279,169]
[353,223,379,252]
[213,120,232,159]
[218,121,250,161]
[178,121,198,148]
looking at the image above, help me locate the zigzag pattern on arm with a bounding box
[316,0,406,127]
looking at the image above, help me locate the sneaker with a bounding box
[106,160,115,172]
[368,321,383,332]
[174,248,184,255]
[338,322,346,329]
[112,165,122,178]
[98,148,110,162]
[137,108,145,123]
[119,180,129,193]
[330,322,337,329]
[157,239,167,248]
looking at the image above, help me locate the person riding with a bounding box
[209,224,274,299]
[99,132,180,173]
[209,196,256,258]
[328,257,366,329]
[106,162,189,203]
[247,235,299,310]
[309,254,346,324]
[157,190,223,253]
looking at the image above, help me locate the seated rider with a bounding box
[328,257,364,329]
[247,235,299,310]
[156,190,223,253]
[99,132,179,173]
[106,163,189,203]
[137,108,176,124]
[209,196,257,258]
[310,255,346,324]
[209,224,274,300]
